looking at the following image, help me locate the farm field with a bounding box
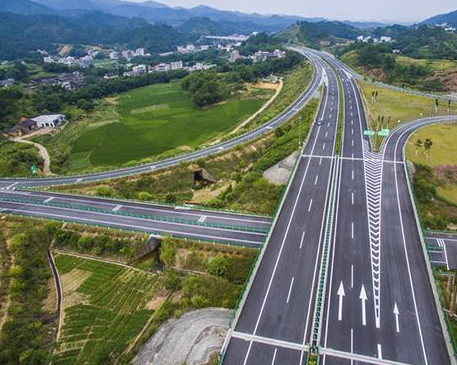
[53,254,165,364]
[69,81,272,169]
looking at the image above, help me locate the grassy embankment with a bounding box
[341,50,457,92]
[405,123,457,230]
[32,62,311,175]
[51,96,319,215]
[0,216,257,364]
[0,140,44,177]
[358,81,457,150]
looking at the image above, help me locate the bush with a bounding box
[95,186,115,197]
[208,255,230,277]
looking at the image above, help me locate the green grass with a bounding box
[53,254,163,365]
[395,56,457,71]
[406,123,457,208]
[359,81,457,149]
[70,81,271,169]
[406,124,457,167]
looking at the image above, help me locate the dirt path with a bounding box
[133,308,231,365]
[11,135,52,175]
[229,79,283,136]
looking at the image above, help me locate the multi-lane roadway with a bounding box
[220,50,456,364]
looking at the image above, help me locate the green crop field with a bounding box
[53,254,163,364]
[70,81,271,169]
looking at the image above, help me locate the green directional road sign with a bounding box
[30,165,38,175]
[363,130,375,136]
[378,128,390,137]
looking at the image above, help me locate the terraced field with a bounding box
[53,254,165,364]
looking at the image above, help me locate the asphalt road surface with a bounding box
[221,50,456,364]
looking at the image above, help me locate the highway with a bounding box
[222,52,340,364]
[220,48,456,364]
[0,50,322,189]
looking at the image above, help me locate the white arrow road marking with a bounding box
[337,281,345,321]
[360,284,367,326]
[394,303,400,333]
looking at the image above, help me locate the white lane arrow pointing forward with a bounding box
[359,284,367,326]
[394,303,400,333]
[337,281,345,321]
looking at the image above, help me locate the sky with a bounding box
[126,0,457,23]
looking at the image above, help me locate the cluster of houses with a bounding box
[123,60,216,77]
[229,49,286,63]
[435,23,456,33]
[5,114,66,138]
[109,48,150,61]
[43,49,100,68]
[356,35,393,43]
[29,71,85,91]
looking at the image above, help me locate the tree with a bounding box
[208,255,230,277]
[414,139,422,157]
[424,138,433,161]
[159,237,177,267]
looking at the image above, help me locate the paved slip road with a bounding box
[426,232,457,270]
[222,55,341,364]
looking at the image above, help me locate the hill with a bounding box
[422,9,457,27]
[32,0,318,32]
[276,21,360,48]
[0,0,55,15]
[0,11,187,60]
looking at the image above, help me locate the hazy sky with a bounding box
[127,0,456,23]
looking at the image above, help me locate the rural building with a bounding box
[170,61,183,70]
[5,118,38,137]
[32,114,66,128]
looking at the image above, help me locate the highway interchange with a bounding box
[0,48,457,364]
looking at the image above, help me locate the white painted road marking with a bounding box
[360,285,367,326]
[299,231,306,249]
[44,197,54,203]
[337,281,345,321]
[351,222,354,240]
[112,205,122,212]
[351,192,354,205]
[6,182,18,190]
[377,344,383,359]
[394,303,400,333]
[286,277,295,303]
[314,175,319,186]
[308,199,313,212]
[198,215,207,223]
[271,348,277,365]
[351,265,354,288]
